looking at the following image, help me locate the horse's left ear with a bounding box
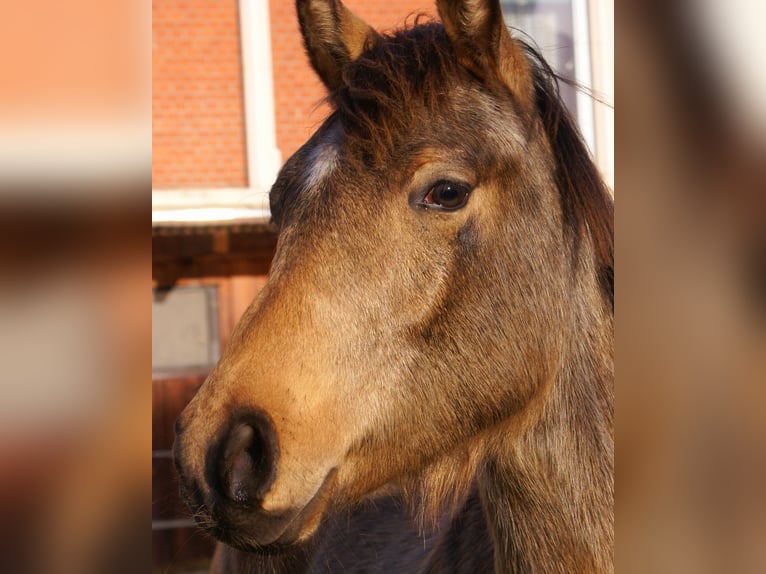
[437,0,534,112]
[296,0,378,91]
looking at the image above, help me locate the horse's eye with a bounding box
[422,181,471,211]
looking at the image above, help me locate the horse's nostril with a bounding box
[224,424,258,503]
[216,412,279,506]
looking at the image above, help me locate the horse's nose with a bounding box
[211,410,280,506]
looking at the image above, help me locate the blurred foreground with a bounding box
[0,199,150,574]
[618,0,766,572]
[0,0,151,573]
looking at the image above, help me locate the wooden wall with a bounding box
[152,225,273,572]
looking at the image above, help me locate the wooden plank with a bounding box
[152,375,207,451]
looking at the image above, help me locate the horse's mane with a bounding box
[523,42,615,309]
[330,20,614,309]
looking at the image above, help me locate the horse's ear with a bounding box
[436,0,534,112]
[296,0,377,91]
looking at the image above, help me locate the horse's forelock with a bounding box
[331,21,464,163]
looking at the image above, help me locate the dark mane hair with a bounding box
[331,21,463,160]
[523,42,615,308]
[331,20,613,309]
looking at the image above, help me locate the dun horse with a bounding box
[174,0,614,571]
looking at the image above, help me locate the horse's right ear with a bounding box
[296,0,377,91]
[437,0,535,113]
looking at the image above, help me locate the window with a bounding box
[152,285,221,372]
[502,0,614,188]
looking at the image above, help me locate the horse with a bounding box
[173,0,614,572]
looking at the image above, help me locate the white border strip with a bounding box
[239,0,282,192]
[589,0,614,191]
[572,0,596,158]
[152,188,271,225]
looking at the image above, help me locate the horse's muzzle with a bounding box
[173,409,300,548]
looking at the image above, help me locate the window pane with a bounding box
[502,0,582,124]
[152,285,220,371]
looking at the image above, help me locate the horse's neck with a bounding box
[209,542,315,574]
[482,295,614,573]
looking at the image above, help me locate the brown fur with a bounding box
[296,0,379,91]
[175,1,613,572]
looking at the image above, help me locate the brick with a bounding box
[154,0,436,188]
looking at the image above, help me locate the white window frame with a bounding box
[152,0,280,226]
[588,0,614,191]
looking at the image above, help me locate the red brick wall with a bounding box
[269,0,437,161]
[152,0,437,189]
[152,0,248,188]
